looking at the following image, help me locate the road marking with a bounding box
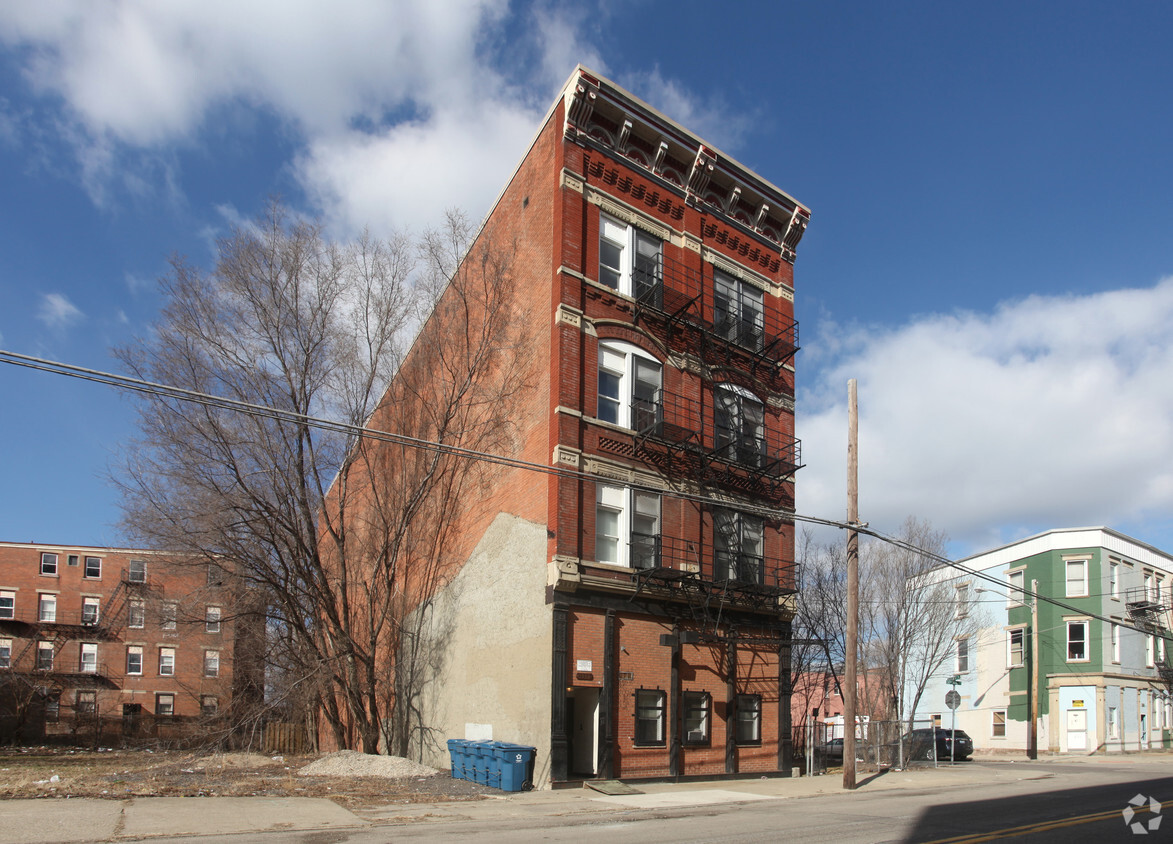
[919,804,1157,843]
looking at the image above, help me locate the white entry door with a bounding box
[572,688,600,776]
[1066,709,1088,751]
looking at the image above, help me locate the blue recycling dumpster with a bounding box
[468,741,497,786]
[492,742,536,792]
[446,739,468,780]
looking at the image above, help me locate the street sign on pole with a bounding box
[946,675,961,686]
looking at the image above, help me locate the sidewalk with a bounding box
[0,761,1038,843]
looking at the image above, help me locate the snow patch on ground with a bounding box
[298,750,440,779]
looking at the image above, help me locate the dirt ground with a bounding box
[0,747,494,809]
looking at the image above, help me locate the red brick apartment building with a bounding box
[354,66,809,785]
[0,541,257,744]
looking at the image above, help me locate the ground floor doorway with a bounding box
[568,688,600,777]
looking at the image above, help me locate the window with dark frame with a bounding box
[128,559,146,583]
[75,690,96,714]
[207,563,225,587]
[67,554,79,567]
[1067,620,1089,661]
[683,691,711,745]
[161,602,178,631]
[40,553,58,575]
[956,637,970,672]
[735,694,762,744]
[83,556,102,578]
[0,638,10,669]
[201,695,218,717]
[1008,628,1024,667]
[634,689,666,746]
[44,693,59,723]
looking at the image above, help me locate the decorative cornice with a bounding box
[585,186,675,243]
[703,247,795,302]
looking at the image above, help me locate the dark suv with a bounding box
[904,727,973,761]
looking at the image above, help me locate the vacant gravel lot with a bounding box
[0,747,493,809]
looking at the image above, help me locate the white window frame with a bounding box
[40,553,58,576]
[204,649,220,678]
[1109,559,1119,599]
[1145,570,1155,602]
[83,556,102,579]
[155,693,175,719]
[1065,558,1088,598]
[956,637,970,673]
[158,647,175,677]
[0,591,13,620]
[1111,622,1120,664]
[82,597,100,626]
[79,642,98,674]
[36,640,53,671]
[126,645,143,675]
[1007,569,1025,607]
[128,559,147,583]
[735,694,762,745]
[683,691,711,745]
[38,594,56,623]
[596,341,662,430]
[161,601,178,631]
[1008,627,1025,668]
[1066,620,1090,662]
[992,710,1007,738]
[634,688,666,746]
[206,606,221,634]
[955,582,971,619]
[128,600,145,629]
[1147,634,1155,668]
[598,213,662,298]
[595,484,660,569]
[1108,705,1119,739]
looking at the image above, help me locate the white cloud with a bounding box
[38,292,84,330]
[798,279,1173,554]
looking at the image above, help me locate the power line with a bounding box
[2,348,1171,643]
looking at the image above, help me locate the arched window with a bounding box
[714,383,766,467]
[597,341,662,431]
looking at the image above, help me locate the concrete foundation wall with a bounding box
[408,512,551,784]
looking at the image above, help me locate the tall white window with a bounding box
[161,602,178,631]
[38,594,56,623]
[204,650,220,677]
[128,559,146,583]
[82,597,100,626]
[1111,622,1120,663]
[1007,570,1025,606]
[158,647,175,676]
[126,646,143,675]
[79,643,98,673]
[713,509,765,584]
[36,640,53,670]
[955,583,971,619]
[992,710,1006,738]
[0,591,13,620]
[714,384,766,467]
[1008,628,1025,667]
[713,270,765,351]
[598,214,661,300]
[128,600,145,628]
[956,638,970,673]
[1067,620,1089,661]
[40,553,58,575]
[1109,559,1119,599]
[1065,559,1088,597]
[206,606,222,634]
[1108,706,1119,739]
[597,341,661,430]
[595,485,660,569]
[83,556,102,578]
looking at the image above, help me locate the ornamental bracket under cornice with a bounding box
[565,75,599,138]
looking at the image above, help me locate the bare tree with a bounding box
[115,202,522,754]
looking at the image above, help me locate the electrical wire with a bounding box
[2,348,1171,644]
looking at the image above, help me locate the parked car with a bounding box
[903,728,973,761]
[819,738,844,762]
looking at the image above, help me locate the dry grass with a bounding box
[0,747,493,809]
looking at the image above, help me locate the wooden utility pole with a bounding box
[844,379,859,789]
[1029,579,1039,760]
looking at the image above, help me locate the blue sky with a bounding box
[2,2,1172,558]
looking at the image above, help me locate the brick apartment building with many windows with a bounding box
[0,541,257,744]
[352,67,810,786]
